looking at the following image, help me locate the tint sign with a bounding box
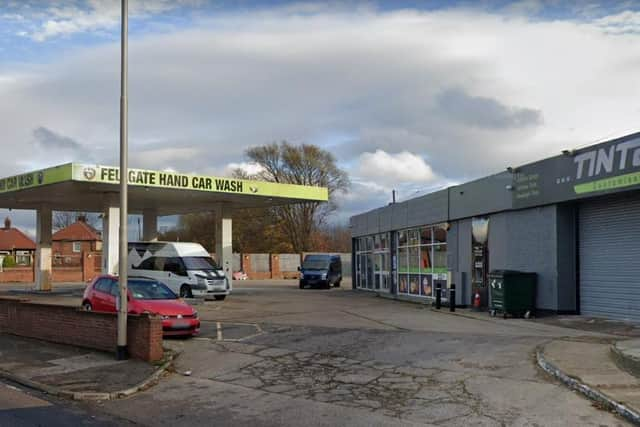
[513,133,640,208]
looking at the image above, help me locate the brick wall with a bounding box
[0,267,34,283]
[0,251,100,284]
[51,267,83,283]
[0,297,163,362]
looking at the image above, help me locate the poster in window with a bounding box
[421,274,433,297]
[409,274,420,295]
[399,275,408,293]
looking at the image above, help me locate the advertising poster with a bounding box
[409,275,420,295]
[399,275,408,293]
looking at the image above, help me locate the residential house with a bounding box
[0,217,36,265]
[52,215,102,265]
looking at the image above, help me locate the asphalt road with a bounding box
[0,380,129,427]
[86,281,628,426]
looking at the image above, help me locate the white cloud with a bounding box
[29,0,204,41]
[593,11,640,34]
[1,5,640,212]
[224,162,265,177]
[357,150,437,184]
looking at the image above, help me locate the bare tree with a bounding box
[241,142,350,252]
[53,211,98,231]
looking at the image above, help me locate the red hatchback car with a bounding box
[82,275,200,336]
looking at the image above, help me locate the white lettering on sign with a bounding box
[574,139,640,180]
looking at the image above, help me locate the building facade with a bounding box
[0,217,36,265]
[351,131,640,321]
[52,216,102,265]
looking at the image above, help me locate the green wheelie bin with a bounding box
[489,270,536,319]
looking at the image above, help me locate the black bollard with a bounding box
[449,283,456,312]
[435,282,441,309]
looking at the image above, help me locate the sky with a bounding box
[1,0,640,237]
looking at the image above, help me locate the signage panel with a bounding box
[513,133,640,208]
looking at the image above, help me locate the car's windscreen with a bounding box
[302,259,329,270]
[128,280,177,300]
[182,257,218,271]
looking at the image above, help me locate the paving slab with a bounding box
[540,338,640,424]
[0,334,158,395]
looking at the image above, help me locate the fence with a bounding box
[229,252,350,280]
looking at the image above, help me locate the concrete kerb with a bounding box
[536,343,640,425]
[0,347,181,402]
[611,341,640,379]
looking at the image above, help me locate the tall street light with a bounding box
[117,0,129,360]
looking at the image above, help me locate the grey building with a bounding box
[350,131,640,321]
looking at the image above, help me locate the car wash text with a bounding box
[99,167,244,192]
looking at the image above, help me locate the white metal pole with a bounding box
[117,0,129,360]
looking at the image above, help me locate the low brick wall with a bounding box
[0,267,34,283]
[51,267,83,283]
[0,298,163,362]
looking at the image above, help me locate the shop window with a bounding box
[398,275,408,293]
[420,227,432,245]
[409,275,420,295]
[421,275,433,296]
[420,246,432,273]
[434,225,447,244]
[408,229,420,246]
[398,230,407,247]
[398,248,408,273]
[434,244,447,272]
[409,246,420,274]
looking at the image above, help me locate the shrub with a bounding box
[3,255,17,268]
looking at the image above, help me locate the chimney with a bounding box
[77,214,87,223]
[4,217,10,229]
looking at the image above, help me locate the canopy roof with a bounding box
[0,163,328,215]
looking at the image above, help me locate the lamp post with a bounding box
[116,0,129,360]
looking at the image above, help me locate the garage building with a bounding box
[350,131,640,321]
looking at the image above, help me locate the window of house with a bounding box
[72,242,82,253]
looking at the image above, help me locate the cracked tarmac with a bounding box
[86,282,630,426]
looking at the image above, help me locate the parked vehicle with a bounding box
[299,254,342,289]
[81,275,200,336]
[128,241,230,300]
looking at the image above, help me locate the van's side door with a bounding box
[163,257,187,293]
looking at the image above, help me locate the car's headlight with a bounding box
[161,315,169,320]
[300,273,305,279]
[321,273,327,279]
[192,311,198,318]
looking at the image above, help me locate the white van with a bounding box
[128,241,230,300]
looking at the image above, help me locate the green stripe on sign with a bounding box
[0,163,73,194]
[574,171,640,195]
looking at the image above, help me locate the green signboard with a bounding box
[512,132,640,208]
[0,163,328,202]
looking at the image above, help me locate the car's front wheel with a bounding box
[82,301,92,311]
[180,284,193,299]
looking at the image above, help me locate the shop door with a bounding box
[471,218,489,307]
[374,252,390,292]
[579,194,640,321]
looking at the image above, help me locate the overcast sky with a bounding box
[2,0,640,237]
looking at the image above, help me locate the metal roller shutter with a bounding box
[579,194,640,321]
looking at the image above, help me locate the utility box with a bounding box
[489,270,537,319]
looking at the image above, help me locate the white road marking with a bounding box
[217,322,223,341]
